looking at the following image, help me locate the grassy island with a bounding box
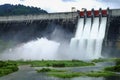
[37,68,117,78]
[5,60,95,67]
[92,58,117,63]
[104,58,120,72]
[0,60,94,77]
[30,60,95,67]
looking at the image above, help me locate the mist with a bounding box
[0,38,60,60]
[0,23,75,60]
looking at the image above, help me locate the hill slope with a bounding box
[0,4,47,16]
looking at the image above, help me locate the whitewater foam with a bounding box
[70,17,107,60]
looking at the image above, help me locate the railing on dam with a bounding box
[0,12,79,22]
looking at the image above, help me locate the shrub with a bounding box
[104,65,120,72]
[0,61,18,77]
[52,63,65,67]
[86,71,115,77]
[37,68,51,72]
[72,59,80,62]
[0,61,6,67]
[115,59,120,65]
[48,72,81,78]
[6,66,18,72]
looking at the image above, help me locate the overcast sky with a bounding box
[0,0,120,12]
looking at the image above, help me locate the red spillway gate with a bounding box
[79,8,108,17]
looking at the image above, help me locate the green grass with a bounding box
[48,72,83,78]
[48,71,116,78]
[92,58,117,63]
[115,58,120,65]
[30,60,95,67]
[3,60,95,67]
[104,58,120,72]
[86,71,116,77]
[0,60,94,77]
[6,60,94,67]
[36,68,65,72]
[92,58,108,63]
[37,68,117,78]
[104,65,120,72]
[0,61,18,77]
[37,68,83,78]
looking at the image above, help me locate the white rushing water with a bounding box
[0,38,60,60]
[0,17,107,60]
[95,17,107,58]
[70,17,107,60]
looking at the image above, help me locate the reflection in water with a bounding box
[105,76,120,80]
[72,77,104,80]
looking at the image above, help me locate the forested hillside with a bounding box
[0,4,47,16]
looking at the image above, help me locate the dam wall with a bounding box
[0,12,78,43]
[0,9,120,57]
[102,9,120,57]
[104,9,120,47]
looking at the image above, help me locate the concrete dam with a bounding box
[0,12,78,43]
[0,8,120,60]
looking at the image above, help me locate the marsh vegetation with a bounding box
[0,58,120,79]
[0,61,18,77]
[37,68,117,78]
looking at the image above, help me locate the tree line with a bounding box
[0,4,47,16]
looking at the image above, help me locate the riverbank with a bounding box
[0,61,18,77]
[0,58,120,80]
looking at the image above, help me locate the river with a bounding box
[0,62,120,80]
